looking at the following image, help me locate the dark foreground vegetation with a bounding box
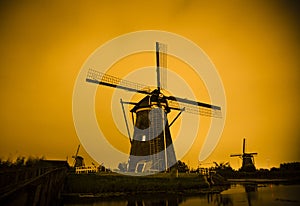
[1,157,299,202]
[63,172,228,196]
[0,156,46,169]
[208,161,300,182]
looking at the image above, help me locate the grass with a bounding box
[63,172,212,195]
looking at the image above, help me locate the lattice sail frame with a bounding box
[87,68,222,118]
[168,100,222,118]
[157,42,167,90]
[86,69,151,93]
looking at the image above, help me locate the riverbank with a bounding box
[227,178,291,184]
[62,172,229,201]
[219,170,300,184]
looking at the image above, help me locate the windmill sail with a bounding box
[156,42,167,91]
[85,42,222,173]
[86,69,151,95]
[169,102,221,117]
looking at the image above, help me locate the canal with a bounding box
[63,183,300,206]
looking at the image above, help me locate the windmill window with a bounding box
[142,135,146,141]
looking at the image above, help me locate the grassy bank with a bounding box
[63,172,227,196]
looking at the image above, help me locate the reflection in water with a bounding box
[64,184,300,206]
[127,195,183,206]
[244,184,258,206]
[207,193,233,206]
[220,183,259,206]
[126,193,234,206]
[244,184,257,193]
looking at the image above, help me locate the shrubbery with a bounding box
[0,156,45,169]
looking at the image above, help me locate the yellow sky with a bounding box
[0,1,299,169]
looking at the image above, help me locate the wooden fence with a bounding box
[0,165,68,206]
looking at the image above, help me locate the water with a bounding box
[63,184,300,206]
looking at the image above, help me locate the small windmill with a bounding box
[72,145,85,168]
[86,42,222,172]
[230,138,257,172]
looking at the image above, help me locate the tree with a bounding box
[280,162,300,171]
[213,161,234,177]
[15,156,25,167]
[176,160,189,173]
[213,162,231,170]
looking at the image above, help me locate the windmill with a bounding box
[230,138,257,172]
[72,144,85,168]
[86,42,222,173]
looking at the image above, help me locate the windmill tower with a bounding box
[86,42,222,173]
[230,138,258,172]
[72,145,85,168]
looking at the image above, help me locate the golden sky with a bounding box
[0,0,299,169]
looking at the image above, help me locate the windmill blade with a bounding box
[230,154,242,157]
[72,145,80,158]
[243,138,246,154]
[120,101,138,106]
[168,99,222,118]
[86,69,151,95]
[166,96,222,118]
[248,152,258,155]
[168,100,222,118]
[166,95,221,110]
[156,42,167,92]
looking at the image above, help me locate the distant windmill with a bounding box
[230,138,257,172]
[72,145,85,168]
[86,42,222,172]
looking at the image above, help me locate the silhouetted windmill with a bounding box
[72,145,85,168]
[86,42,222,172]
[230,138,257,172]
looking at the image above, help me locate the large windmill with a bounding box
[86,42,222,173]
[230,138,258,172]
